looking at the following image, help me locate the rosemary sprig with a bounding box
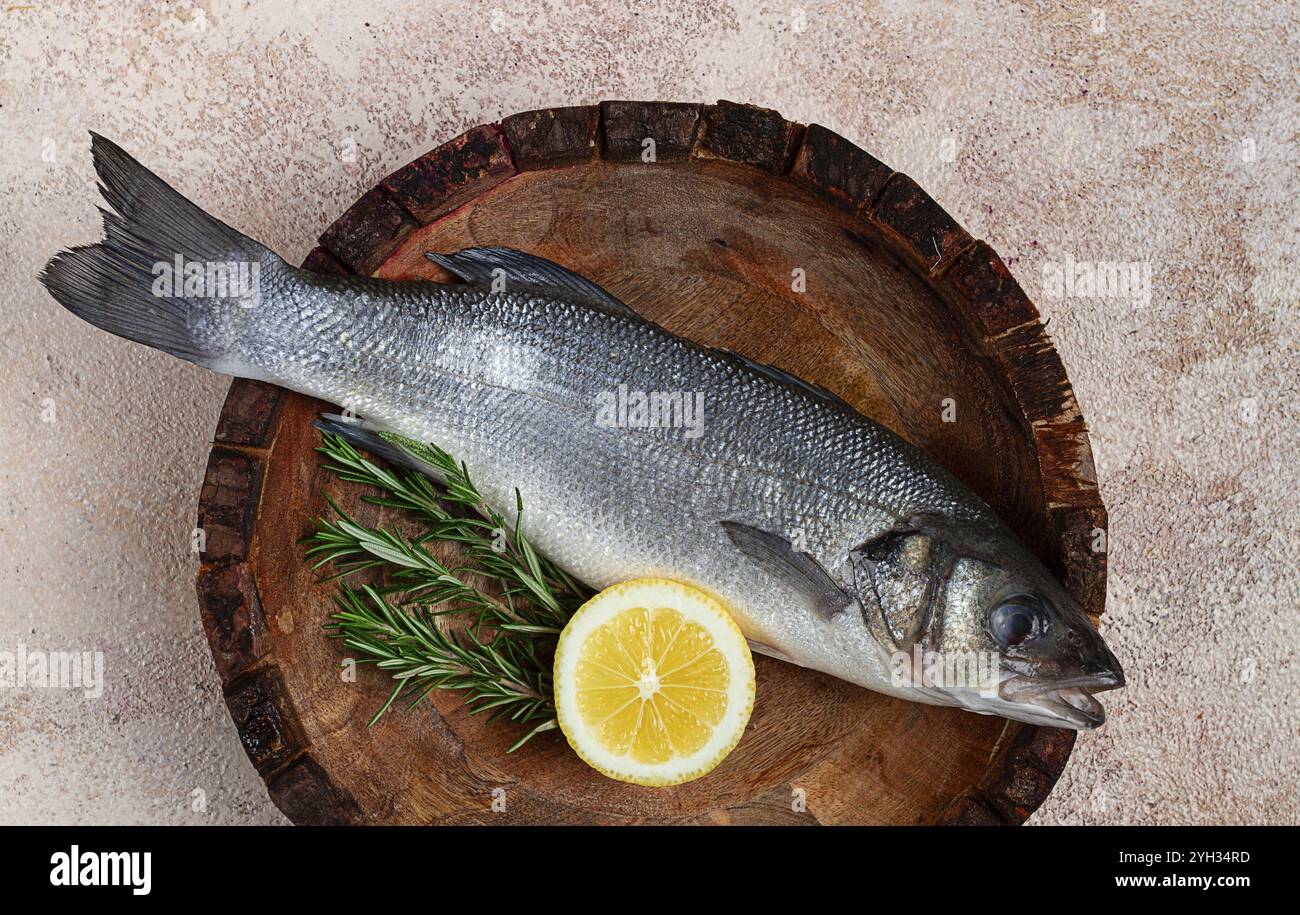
[312,431,587,628]
[305,494,530,629]
[304,431,595,750]
[328,585,558,752]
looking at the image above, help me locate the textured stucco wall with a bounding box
[0,0,1295,825]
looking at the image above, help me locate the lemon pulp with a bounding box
[553,578,755,786]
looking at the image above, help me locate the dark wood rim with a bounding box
[196,100,1105,826]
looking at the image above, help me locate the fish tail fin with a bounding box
[39,132,283,375]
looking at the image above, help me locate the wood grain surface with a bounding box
[197,100,1105,825]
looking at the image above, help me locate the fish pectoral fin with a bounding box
[424,247,640,319]
[720,521,855,621]
[314,414,448,484]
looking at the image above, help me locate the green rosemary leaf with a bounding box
[310,432,593,752]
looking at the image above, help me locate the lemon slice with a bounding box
[553,577,756,786]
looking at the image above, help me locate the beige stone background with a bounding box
[1,0,1296,825]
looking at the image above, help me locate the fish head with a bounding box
[851,516,1124,729]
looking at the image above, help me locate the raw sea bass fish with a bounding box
[43,135,1124,729]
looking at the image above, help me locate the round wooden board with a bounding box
[196,100,1106,825]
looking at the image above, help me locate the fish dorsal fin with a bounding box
[430,249,852,412]
[712,348,858,415]
[720,521,856,621]
[425,247,639,319]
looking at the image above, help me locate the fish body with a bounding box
[43,135,1124,728]
[287,276,978,693]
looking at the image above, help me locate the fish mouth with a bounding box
[1000,672,1125,729]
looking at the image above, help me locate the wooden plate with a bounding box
[196,100,1106,825]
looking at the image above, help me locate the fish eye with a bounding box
[990,597,1047,647]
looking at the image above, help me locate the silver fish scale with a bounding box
[247,272,995,689]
